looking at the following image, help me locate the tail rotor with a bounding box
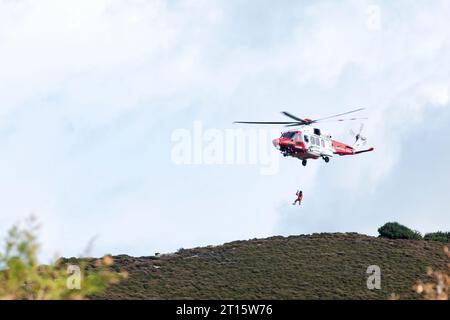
[350,123,367,147]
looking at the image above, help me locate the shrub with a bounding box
[424,232,450,243]
[0,216,127,300]
[414,247,450,300]
[378,222,422,240]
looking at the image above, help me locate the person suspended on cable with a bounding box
[293,190,303,206]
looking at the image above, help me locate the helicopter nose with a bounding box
[272,138,280,149]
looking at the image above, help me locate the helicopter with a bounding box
[233,108,374,166]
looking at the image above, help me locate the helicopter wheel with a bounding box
[302,159,307,166]
[323,156,330,163]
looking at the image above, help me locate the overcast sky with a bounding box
[0,0,449,260]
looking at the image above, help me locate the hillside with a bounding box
[94,233,449,300]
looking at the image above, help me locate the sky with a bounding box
[0,0,449,260]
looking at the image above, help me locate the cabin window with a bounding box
[314,128,321,136]
[281,132,296,139]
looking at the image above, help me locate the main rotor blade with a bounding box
[233,121,297,125]
[285,123,304,127]
[281,111,306,123]
[336,117,368,122]
[320,117,368,123]
[313,107,365,123]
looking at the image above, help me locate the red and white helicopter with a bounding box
[234,108,374,166]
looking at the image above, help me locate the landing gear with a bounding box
[323,156,330,163]
[302,159,307,166]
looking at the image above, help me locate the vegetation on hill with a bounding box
[414,246,449,300]
[1,218,449,300]
[0,217,126,300]
[424,232,450,243]
[378,222,422,240]
[97,233,449,300]
[378,222,449,243]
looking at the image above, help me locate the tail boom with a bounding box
[332,139,374,156]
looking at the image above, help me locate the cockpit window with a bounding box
[281,132,296,139]
[304,135,309,143]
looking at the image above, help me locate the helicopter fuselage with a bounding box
[272,127,370,166]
